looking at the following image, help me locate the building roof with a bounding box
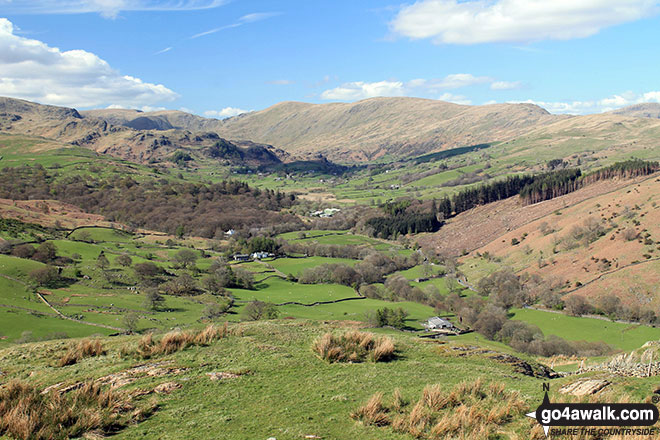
[426,316,453,327]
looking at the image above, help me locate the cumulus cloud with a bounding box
[320,81,405,100]
[204,107,249,118]
[2,0,227,19]
[320,74,515,101]
[513,90,660,114]
[391,0,658,44]
[0,18,178,108]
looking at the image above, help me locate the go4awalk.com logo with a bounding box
[526,384,659,437]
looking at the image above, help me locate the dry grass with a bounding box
[0,380,154,440]
[350,392,389,427]
[312,331,395,363]
[135,323,230,359]
[58,339,106,367]
[352,378,527,439]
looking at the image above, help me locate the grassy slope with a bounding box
[3,320,659,440]
[511,308,660,352]
[0,321,548,440]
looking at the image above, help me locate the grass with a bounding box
[57,338,106,367]
[275,299,435,329]
[2,319,659,439]
[0,320,554,440]
[132,324,231,359]
[312,331,395,363]
[0,380,154,440]
[230,277,357,304]
[268,256,358,276]
[352,378,528,439]
[511,308,660,351]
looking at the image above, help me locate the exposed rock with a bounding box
[154,382,181,394]
[559,379,611,396]
[489,353,560,379]
[207,372,242,381]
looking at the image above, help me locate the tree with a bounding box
[143,287,165,311]
[76,230,93,243]
[29,266,60,287]
[173,249,198,269]
[96,252,110,270]
[134,262,162,282]
[32,242,57,263]
[564,295,593,317]
[123,312,139,333]
[12,244,35,259]
[202,300,231,319]
[473,307,507,340]
[116,254,132,267]
[241,300,279,321]
[598,295,621,317]
[160,273,198,296]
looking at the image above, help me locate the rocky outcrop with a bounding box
[559,379,611,396]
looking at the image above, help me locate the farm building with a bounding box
[232,254,250,262]
[251,251,272,260]
[423,316,456,331]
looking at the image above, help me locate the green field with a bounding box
[268,256,358,276]
[511,308,660,351]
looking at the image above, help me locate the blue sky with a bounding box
[1,0,660,116]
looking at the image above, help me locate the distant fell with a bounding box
[213,97,562,161]
[610,103,660,119]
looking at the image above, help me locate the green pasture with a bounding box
[511,308,660,352]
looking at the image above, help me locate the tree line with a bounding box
[0,164,301,238]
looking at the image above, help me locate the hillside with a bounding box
[213,97,563,161]
[443,173,660,311]
[82,108,225,132]
[610,103,660,119]
[0,97,284,167]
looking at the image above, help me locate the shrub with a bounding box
[241,300,278,321]
[312,331,395,363]
[622,228,638,241]
[116,254,132,267]
[58,338,106,367]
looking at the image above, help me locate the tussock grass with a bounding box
[135,323,230,359]
[312,331,395,363]
[58,338,106,367]
[0,380,153,440]
[352,378,527,439]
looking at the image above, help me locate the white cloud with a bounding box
[512,90,660,114]
[191,11,279,38]
[2,0,227,19]
[154,47,172,55]
[320,81,405,100]
[490,80,524,90]
[438,92,471,105]
[0,18,178,108]
[391,0,658,44]
[204,107,249,118]
[320,73,515,101]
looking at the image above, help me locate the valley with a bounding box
[1,97,660,440]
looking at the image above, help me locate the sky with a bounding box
[1,0,660,117]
